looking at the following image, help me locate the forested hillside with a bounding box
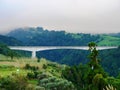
[35,47,120,77]
[100,47,120,77]
[7,27,120,46]
[0,35,23,46]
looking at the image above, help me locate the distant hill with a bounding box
[7,27,120,46]
[0,35,23,46]
[109,33,120,38]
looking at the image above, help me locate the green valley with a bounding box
[0,42,120,90]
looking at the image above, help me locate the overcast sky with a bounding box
[0,0,120,34]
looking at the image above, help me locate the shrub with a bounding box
[103,84,116,90]
[42,64,47,69]
[35,86,45,90]
[25,64,31,69]
[0,73,28,90]
[27,72,35,79]
[27,71,40,79]
[24,64,39,71]
[37,73,48,80]
[26,84,35,90]
[38,76,76,90]
[37,58,40,62]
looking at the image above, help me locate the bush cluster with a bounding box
[27,71,40,79]
[37,73,76,90]
[24,64,39,71]
[0,73,28,90]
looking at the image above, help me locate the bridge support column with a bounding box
[32,51,36,58]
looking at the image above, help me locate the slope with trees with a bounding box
[7,27,116,46]
[0,43,20,60]
[36,46,120,77]
[0,35,23,46]
[62,42,120,90]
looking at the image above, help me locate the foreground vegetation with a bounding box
[62,42,120,90]
[0,42,120,90]
[0,55,75,90]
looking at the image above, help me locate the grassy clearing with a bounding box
[0,55,40,77]
[98,35,120,46]
[0,67,30,77]
[0,54,64,78]
[0,55,47,68]
[0,54,66,89]
[28,79,38,85]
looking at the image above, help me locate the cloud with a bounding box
[0,0,120,34]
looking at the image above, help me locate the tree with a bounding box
[0,43,20,60]
[85,42,108,90]
[0,73,28,90]
[88,42,99,69]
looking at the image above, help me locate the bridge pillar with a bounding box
[32,51,36,58]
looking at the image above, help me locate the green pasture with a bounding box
[0,65,31,77]
[98,35,120,46]
[0,54,63,78]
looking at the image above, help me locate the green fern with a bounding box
[103,84,116,90]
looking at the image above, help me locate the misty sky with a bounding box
[0,0,120,34]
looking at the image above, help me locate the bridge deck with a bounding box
[9,46,118,58]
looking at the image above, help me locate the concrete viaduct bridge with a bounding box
[9,46,117,58]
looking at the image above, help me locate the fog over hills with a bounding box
[5,27,120,46]
[1,0,120,34]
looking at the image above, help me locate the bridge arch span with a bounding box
[9,46,117,58]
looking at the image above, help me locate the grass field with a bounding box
[0,54,61,86]
[0,54,48,67]
[0,54,44,77]
[0,54,63,78]
[98,35,120,46]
